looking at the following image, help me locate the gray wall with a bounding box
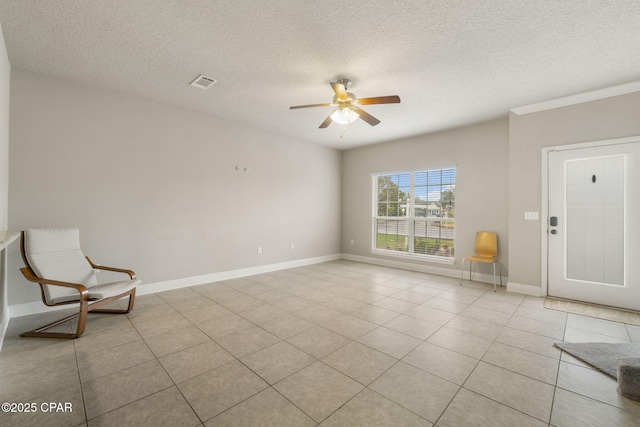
[7,70,342,305]
[341,118,509,277]
[6,66,639,307]
[0,21,10,324]
[508,91,640,289]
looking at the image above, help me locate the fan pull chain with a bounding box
[339,126,347,138]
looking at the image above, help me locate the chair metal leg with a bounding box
[492,262,497,292]
[460,260,475,284]
[461,260,477,285]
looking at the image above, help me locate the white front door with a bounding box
[547,139,640,311]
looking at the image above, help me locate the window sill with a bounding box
[370,249,455,265]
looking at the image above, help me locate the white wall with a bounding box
[508,91,640,290]
[0,21,11,337]
[7,70,342,305]
[341,118,509,278]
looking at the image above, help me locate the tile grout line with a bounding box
[548,320,566,427]
[72,326,89,426]
[13,260,636,426]
[432,284,505,426]
[211,270,432,424]
[434,289,555,425]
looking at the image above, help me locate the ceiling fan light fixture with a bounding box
[289,78,399,128]
[330,107,359,124]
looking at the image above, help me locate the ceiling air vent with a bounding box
[190,74,217,90]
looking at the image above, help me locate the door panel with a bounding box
[548,141,640,310]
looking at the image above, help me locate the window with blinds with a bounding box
[373,168,455,260]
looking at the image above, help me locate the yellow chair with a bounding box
[460,231,502,292]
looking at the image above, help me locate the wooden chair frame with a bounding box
[18,231,137,339]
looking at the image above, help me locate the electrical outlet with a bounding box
[290,243,295,250]
[257,246,262,254]
[350,239,355,245]
[524,212,539,220]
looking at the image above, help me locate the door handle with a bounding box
[550,229,557,234]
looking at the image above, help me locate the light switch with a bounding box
[524,212,539,220]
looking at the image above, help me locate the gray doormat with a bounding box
[554,342,640,379]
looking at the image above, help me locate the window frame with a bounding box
[371,167,456,265]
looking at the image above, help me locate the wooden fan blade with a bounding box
[353,107,380,126]
[319,114,333,128]
[330,82,348,101]
[357,95,401,105]
[289,103,332,109]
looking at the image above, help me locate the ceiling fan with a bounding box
[289,79,400,128]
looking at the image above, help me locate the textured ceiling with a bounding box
[0,1,639,149]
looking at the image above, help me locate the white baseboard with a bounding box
[0,310,9,351]
[137,253,341,296]
[507,281,544,296]
[8,300,71,318]
[8,253,342,318]
[341,253,506,285]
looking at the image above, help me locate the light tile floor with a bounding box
[1,260,640,426]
